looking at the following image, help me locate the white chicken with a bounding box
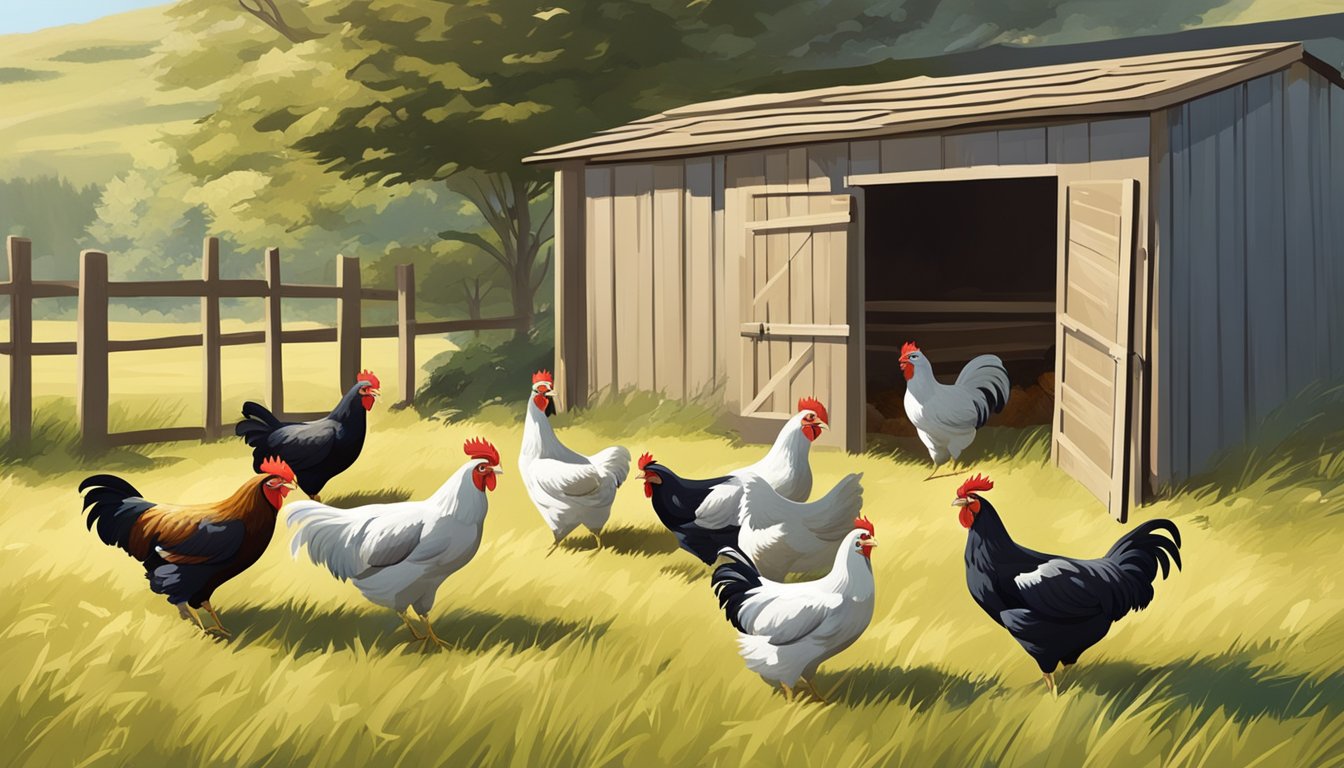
[285,437,502,648]
[711,519,878,701]
[731,396,829,502]
[519,370,631,552]
[900,342,1010,478]
[736,472,865,580]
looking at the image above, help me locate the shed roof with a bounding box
[526,42,1321,165]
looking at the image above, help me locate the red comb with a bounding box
[854,516,875,537]
[797,396,829,425]
[357,369,380,389]
[463,437,500,466]
[638,452,655,470]
[532,370,553,385]
[956,474,994,499]
[259,456,295,483]
[900,341,918,357]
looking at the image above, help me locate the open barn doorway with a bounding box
[862,176,1059,441]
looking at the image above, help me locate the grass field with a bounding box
[3,339,1344,767]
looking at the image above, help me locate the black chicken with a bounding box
[637,453,741,564]
[234,370,380,500]
[954,474,1182,694]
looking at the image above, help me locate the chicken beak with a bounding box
[492,467,504,475]
[284,481,298,491]
[951,498,970,508]
[864,538,879,547]
[819,421,830,431]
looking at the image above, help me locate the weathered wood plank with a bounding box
[763,150,790,414]
[613,165,641,390]
[712,155,727,389]
[653,162,685,398]
[554,163,587,409]
[880,134,941,173]
[1216,87,1248,450]
[264,248,285,415]
[1284,67,1316,394]
[1185,96,1222,474]
[337,254,362,391]
[1332,80,1344,380]
[685,157,715,396]
[787,148,814,406]
[635,164,657,392]
[1089,117,1151,161]
[849,140,880,177]
[397,264,416,406]
[78,250,110,453]
[587,167,616,397]
[1148,108,1170,489]
[1048,123,1090,164]
[201,238,222,441]
[1167,106,1191,482]
[1309,74,1333,378]
[997,127,1047,165]
[7,237,32,449]
[943,131,997,168]
[1243,74,1289,428]
[725,152,764,411]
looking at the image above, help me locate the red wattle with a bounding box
[959,507,975,529]
[900,362,913,381]
[485,472,497,492]
[362,394,376,411]
[803,423,821,442]
[644,482,654,498]
[533,394,550,412]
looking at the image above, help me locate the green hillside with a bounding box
[0,5,207,185]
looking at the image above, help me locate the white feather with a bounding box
[738,472,865,580]
[518,397,630,541]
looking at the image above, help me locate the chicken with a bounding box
[900,343,1009,478]
[286,438,502,648]
[954,475,1182,695]
[519,370,630,551]
[78,457,298,637]
[234,369,381,501]
[737,472,865,580]
[711,518,878,701]
[637,453,739,564]
[731,397,829,502]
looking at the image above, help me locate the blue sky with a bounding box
[0,0,165,36]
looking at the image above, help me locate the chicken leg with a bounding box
[799,677,827,703]
[200,601,232,637]
[778,682,798,701]
[178,603,227,637]
[1042,672,1058,697]
[591,530,604,552]
[399,611,425,642]
[416,610,451,649]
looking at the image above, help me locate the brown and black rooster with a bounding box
[78,458,297,637]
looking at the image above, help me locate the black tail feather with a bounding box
[79,475,155,554]
[235,401,281,444]
[711,546,761,633]
[1103,518,1183,616]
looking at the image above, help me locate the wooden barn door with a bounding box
[1054,179,1138,521]
[739,192,858,451]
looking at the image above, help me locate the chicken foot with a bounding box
[399,611,425,642]
[200,601,232,637]
[798,677,828,703]
[1042,672,1058,697]
[178,603,229,638]
[415,610,451,650]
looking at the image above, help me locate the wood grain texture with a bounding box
[6,237,31,449]
[264,248,285,416]
[1215,86,1248,451]
[586,167,615,397]
[1283,67,1316,396]
[613,165,641,391]
[78,250,109,452]
[653,162,685,398]
[685,157,715,395]
[635,164,657,392]
[1243,74,1288,428]
[527,44,1301,164]
[1185,95,1222,474]
[201,238,222,440]
[397,264,416,406]
[337,254,362,392]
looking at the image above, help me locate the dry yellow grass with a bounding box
[2,339,1344,767]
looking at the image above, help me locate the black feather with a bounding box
[78,474,155,551]
[711,546,761,633]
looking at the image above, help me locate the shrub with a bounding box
[414,312,554,421]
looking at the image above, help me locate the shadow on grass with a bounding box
[320,487,415,507]
[863,425,1051,468]
[659,560,710,583]
[818,663,998,709]
[559,524,682,557]
[227,602,609,657]
[1071,654,1344,722]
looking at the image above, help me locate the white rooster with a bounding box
[737,472,865,580]
[285,437,502,648]
[732,396,829,502]
[711,518,878,701]
[900,342,1010,478]
[519,370,631,552]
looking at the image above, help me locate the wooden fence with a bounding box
[0,236,522,452]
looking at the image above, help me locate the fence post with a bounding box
[397,263,415,406]
[7,237,32,450]
[337,254,361,390]
[201,238,222,440]
[265,248,284,417]
[78,250,109,453]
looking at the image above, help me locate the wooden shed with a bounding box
[525,42,1344,520]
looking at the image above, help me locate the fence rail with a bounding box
[1,236,522,452]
